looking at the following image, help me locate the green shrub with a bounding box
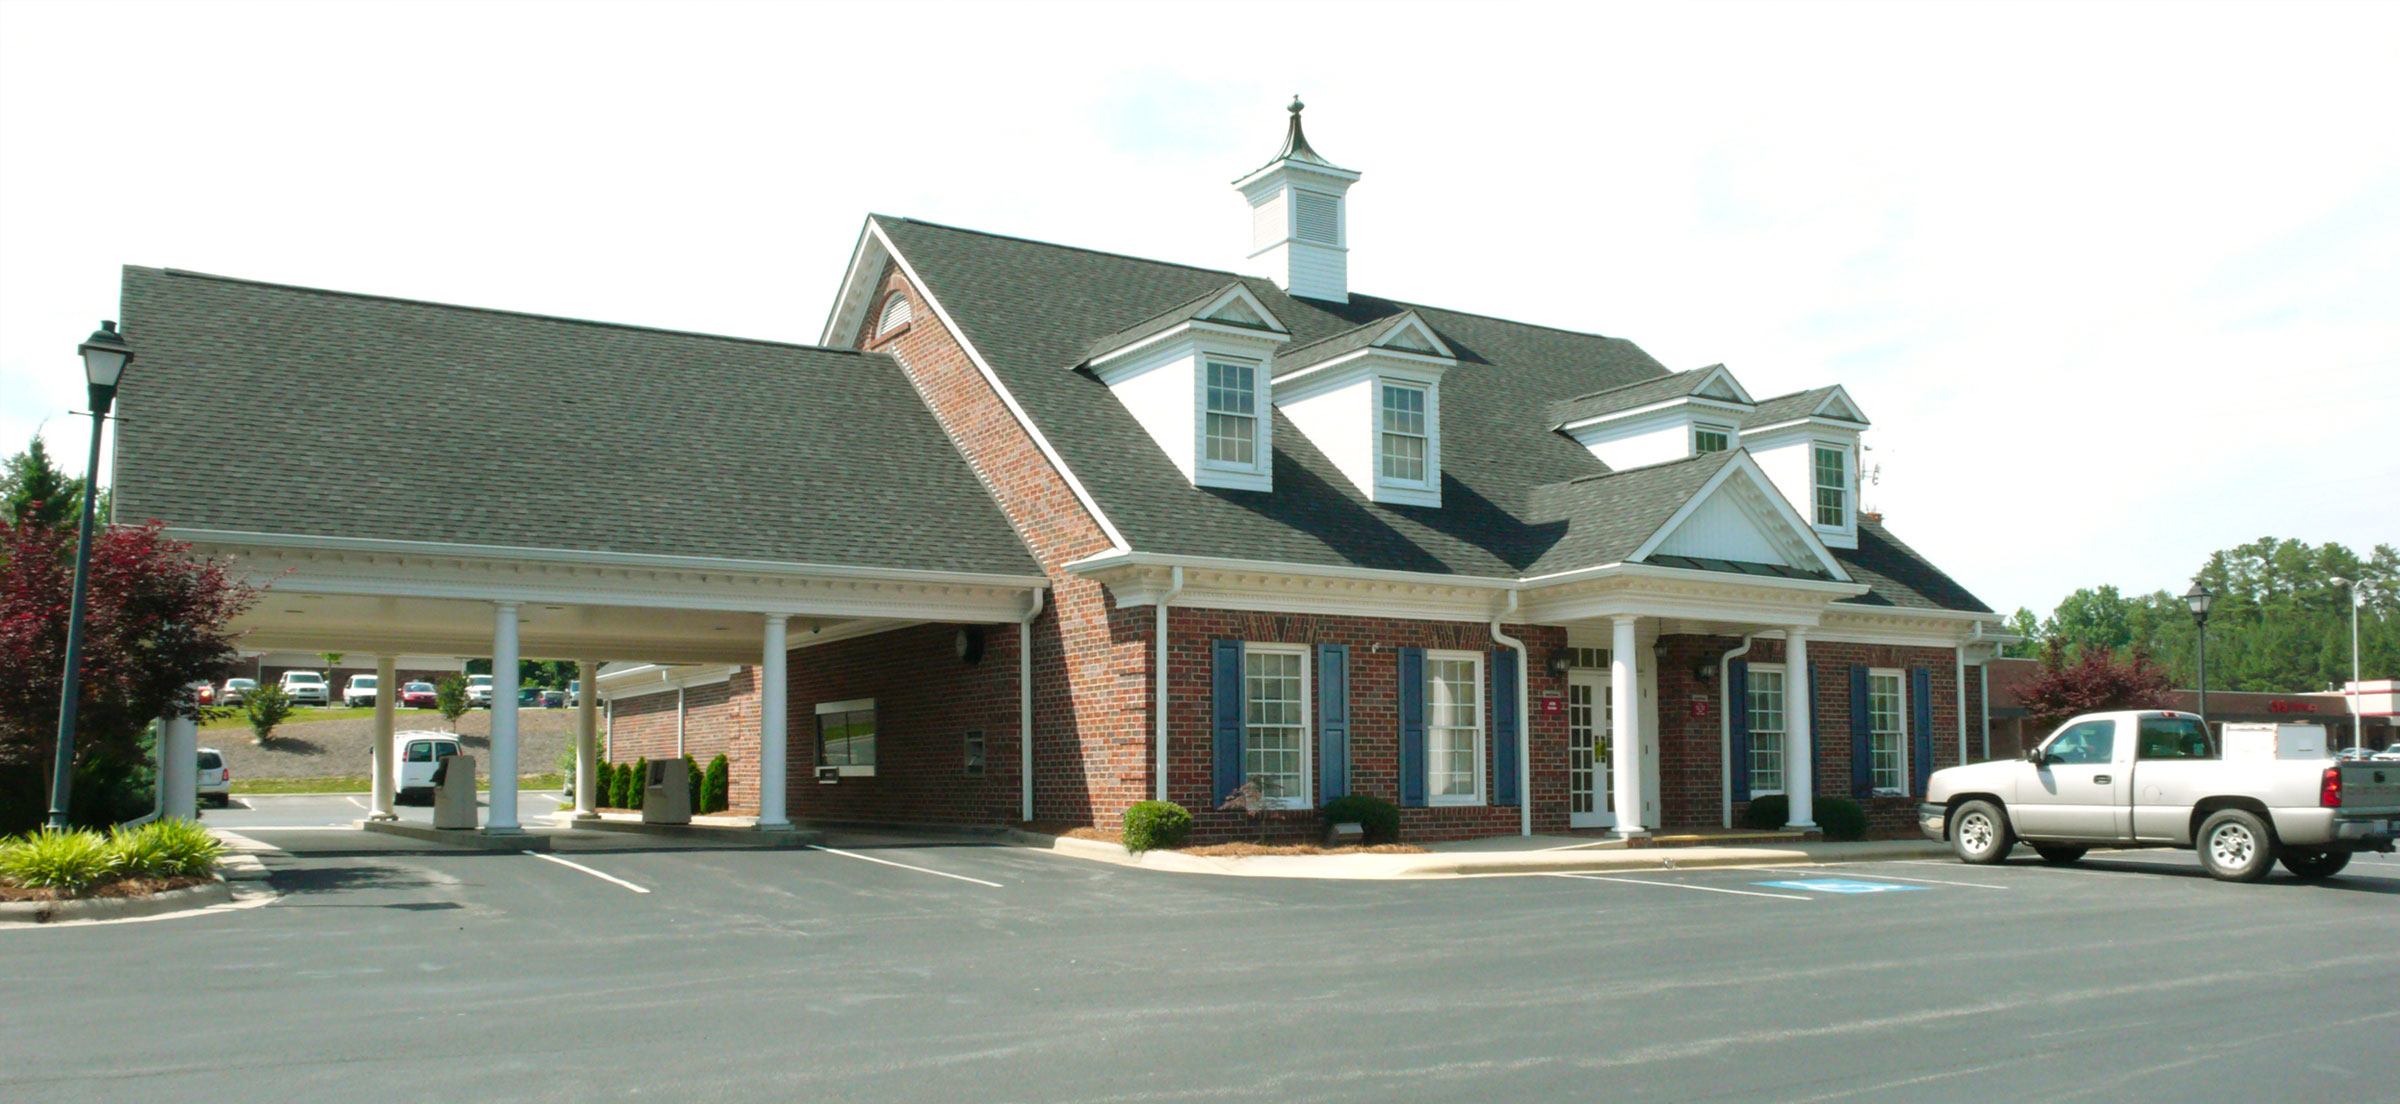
[686,757,701,811]
[628,758,647,810]
[1323,794,1401,845]
[244,682,295,743]
[607,762,629,809]
[0,829,117,893]
[1816,797,1868,841]
[704,754,729,814]
[1737,794,1789,831]
[110,818,222,878]
[1120,800,1192,853]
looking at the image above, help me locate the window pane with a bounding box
[1814,445,1846,527]
[1695,426,1729,454]
[1427,658,1481,798]
[821,708,877,767]
[1244,650,1306,802]
[2136,717,2213,760]
[1748,669,1785,793]
[1380,385,1428,483]
[1868,673,1902,792]
[1381,433,1426,482]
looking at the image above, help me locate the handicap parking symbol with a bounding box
[1753,879,1926,894]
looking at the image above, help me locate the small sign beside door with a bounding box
[1540,694,1564,715]
[1688,697,1712,719]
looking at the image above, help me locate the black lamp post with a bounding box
[46,321,133,830]
[2183,582,2213,725]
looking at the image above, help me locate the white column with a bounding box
[757,614,791,830]
[487,602,521,833]
[368,655,398,820]
[160,713,197,822]
[573,657,600,820]
[1610,615,1645,837]
[1785,628,1816,830]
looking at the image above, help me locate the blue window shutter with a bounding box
[1911,667,1935,797]
[1317,644,1349,802]
[1491,650,1519,806]
[1727,659,1750,803]
[1212,639,1244,806]
[1849,664,1873,797]
[1399,646,1427,807]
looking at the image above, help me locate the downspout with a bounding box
[1019,587,1045,823]
[1980,658,1992,761]
[1155,566,1185,803]
[1718,635,1755,830]
[1489,591,1531,837]
[1960,624,1982,765]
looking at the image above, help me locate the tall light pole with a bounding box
[46,322,134,831]
[2331,576,2362,752]
[2184,582,2213,727]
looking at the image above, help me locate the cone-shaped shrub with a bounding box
[704,754,729,813]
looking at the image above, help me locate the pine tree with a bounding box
[2,436,87,530]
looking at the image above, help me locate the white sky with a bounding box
[3,0,2393,617]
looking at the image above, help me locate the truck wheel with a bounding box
[1951,800,2014,864]
[2277,847,2350,880]
[2032,844,2086,865]
[2196,809,2276,882]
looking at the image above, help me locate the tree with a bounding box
[2013,642,2176,731]
[2,435,86,530]
[244,682,295,745]
[434,675,470,729]
[2000,607,2043,658]
[0,520,258,832]
[319,651,345,674]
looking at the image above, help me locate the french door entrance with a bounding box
[1567,670,1615,829]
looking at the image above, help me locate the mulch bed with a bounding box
[0,874,213,902]
[1176,842,1427,857]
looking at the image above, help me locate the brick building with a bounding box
[116,103,2010,840]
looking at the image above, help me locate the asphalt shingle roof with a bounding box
[874,216,1983,611]
[113,266,1041,577]
[1742,386,1864,428]
[1271,313,1435,377]
[1545,365,1733,428]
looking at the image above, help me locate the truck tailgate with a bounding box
[2339,762,2400,812]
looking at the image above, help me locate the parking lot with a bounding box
[6,830,2394,1104]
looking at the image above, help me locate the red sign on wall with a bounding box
[1540,695,1564,715]
[2268,700,2320,713]
[1689,698,1712,719]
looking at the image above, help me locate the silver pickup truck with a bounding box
[1920,710,2400,882]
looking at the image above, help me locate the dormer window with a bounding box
[876,293,912,338]
[1813,443,1848,527]
[1380,383,1429,484]
[1693,423,1732,454]
[1204,357,1261,467]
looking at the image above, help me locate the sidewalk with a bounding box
[1009,829,1955,879]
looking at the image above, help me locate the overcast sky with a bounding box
[2,0,2392,617]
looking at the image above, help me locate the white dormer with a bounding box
[1553,364,1758,470]
[1086,283,1291,492]
[1234,98,1359,303]
[1273,312,1455,507]
[1739,385,1871,550]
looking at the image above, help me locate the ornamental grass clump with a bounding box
[0,828,119,893]
[110,818,223,878]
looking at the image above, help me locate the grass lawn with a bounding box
[201,705,459,731]
[232,772,564,795]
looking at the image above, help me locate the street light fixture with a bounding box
[47,321,134,830]
[2331,576,2362,753]
[2184,582,2213,726]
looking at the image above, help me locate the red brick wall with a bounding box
[1164,608,1571,843]
[775,621,1023,827]
[1674,636,1970,834]
[859,266,1150,829]
[604,673,755,808]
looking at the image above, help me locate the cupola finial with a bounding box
[1274,95,1331,167]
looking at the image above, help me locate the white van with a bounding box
[279,670,329,706]
[393,733,464,804]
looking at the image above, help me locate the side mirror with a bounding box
[2025,747,2046,765]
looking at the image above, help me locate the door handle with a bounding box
[2094,775,2112,784]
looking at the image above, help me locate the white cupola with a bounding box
[1233,97,1359,303]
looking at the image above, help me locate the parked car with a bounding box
[2375,746,2400,762]
[541,689,566,709]
[220,678,258,706]
[515,686,565,709]
[190,681,216,706]
[342,674,379,708]
[466,674,494,708]
[1922,711,2400,881]
[392,733,465,804]
[567,679,582,707]
[399,681,439,709]
[279,670,330,706]
[2337,746,2376,761]
[196,747,231,807]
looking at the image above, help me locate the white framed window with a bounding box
[816,698,877,776]
[1379,383,1429,484]
[1747,668,1785,794]
[1693,423,1732,454]
[1867,669,1905,794]
[1203,357,1259,468]
[1243,644,1311,808]
[876,293,912,338]
[1426,650,1484,805]
[1813,443,1848,528]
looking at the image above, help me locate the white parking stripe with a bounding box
[807,844,1003,888]
[1821,867,2007,889]
[524,851,649,893]
[1547,873,1811,900]
[344,797,367,810]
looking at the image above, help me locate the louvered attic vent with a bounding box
[1293,190,1341,245]
[877,293,912,336]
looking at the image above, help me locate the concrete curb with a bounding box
[569,818,822,848]
[1002,828,1957,880]
[0,877,234,925]
[358,819,555,851]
